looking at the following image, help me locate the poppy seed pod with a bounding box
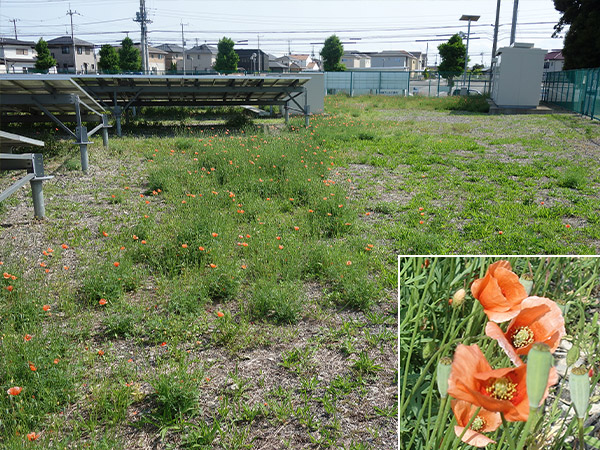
[569,365,590,419]
[519,274,534,296]
[437,356,453,398]
[526,343,553,409]
[452,289,466,307]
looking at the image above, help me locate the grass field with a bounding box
[1,94,599,448]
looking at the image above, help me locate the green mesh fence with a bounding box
[324,71,490,97]
[542,68,600,119]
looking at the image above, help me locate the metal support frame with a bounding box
[4,92,109,170]
[0,153,53,219]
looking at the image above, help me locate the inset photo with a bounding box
[399,256,600,449]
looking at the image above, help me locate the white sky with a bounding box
[0,0,565,66]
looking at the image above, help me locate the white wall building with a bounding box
[0,38,37,73]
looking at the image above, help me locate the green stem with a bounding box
[501,412,518,450]
[425,395,447,450]
[516,407,538,450]
[450,406,481,450]
[578,418,584,450]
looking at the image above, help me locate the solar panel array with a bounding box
[73,74,310,107]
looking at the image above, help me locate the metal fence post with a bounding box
[437,73,441,97]
[379,71,382,94]
[591,68,599,120]
[350,71,354,97]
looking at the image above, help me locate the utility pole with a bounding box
[510,0,519,45]
[134,0,151,74]
[491,0,501,64]
[67,5,81,73]
[181,21,187,75]
[257,34,262,72]
[9,19,18,39]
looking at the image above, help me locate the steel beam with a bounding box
[30,99,77,139]
[82,86,305,94]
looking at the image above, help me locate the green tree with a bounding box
[437,34,467,87]
[98,44,120,73]
[471,63,484,75]
[213,37,239,73]
[553,0,600,69]
[321,35,345,71]
[118,37,141,72]
[34,38,57,72]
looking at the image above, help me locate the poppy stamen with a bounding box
[487,377,517,401]
[470,416,486,432]
[512,326,534,348]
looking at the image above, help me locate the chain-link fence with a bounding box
[324,71,491,97]
[542,68,600,120]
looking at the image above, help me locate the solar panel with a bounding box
[0,74,104,115]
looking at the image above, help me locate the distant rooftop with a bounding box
[0,37,35,46]
[47,36,94,46]
[155,43,184,53]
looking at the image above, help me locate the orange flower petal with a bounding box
[453,426,497,448]
[485,322,524,366]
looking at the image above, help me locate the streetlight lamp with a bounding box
[459,14,480,86]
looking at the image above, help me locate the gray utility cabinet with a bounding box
[492,43,547,108]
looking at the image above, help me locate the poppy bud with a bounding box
[519,274,534,295]
[527,343,553,409]
[451,289,466,307]
[437,356,453,399]
[569,365,590,419]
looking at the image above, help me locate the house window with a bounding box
[62,46,70,54]
[63,63,68,68]
[77,47,83,54]
[85,48,90,55]
[91,64,94,69]
[16,49,28,55]
[51,53,55,58]
[187,54,191,60]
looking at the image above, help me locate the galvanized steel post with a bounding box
[284,104,289,125]
[30,179,45,219]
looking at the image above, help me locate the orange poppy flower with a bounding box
[485,296,565,366]
[7,386,22,396]
[27,432,40,441]
[217,311,224,318]
[29,362,37,371]
[447,344,556,422]
[99,299,107,306]
[42,304,51,312]
[24,334,32,341]
[471,261,528,323]
[451,399,501,448]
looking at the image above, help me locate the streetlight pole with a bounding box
[460,14,480,86]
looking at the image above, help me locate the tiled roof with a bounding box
[0,38,35,46]
[47,36,94,46]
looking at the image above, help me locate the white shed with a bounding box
[491,43,547,108]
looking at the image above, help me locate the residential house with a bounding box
[134,44,167,74]
[177,44,217,73]
[366,50,418,70]
[155,43,184,72]
[235,49,269,73]
[47,36,96,73]
[269,59,289,73]
[409,51,428,70]
[274,55,305,72]
[0,38,36,73]
[544,50,564,73]
[341,51,371,69]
